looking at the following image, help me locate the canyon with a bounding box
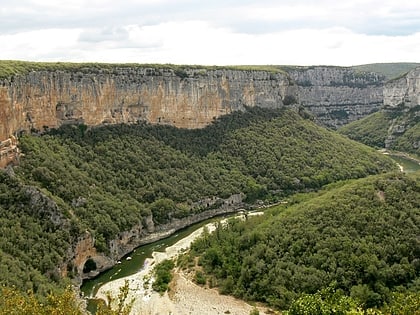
[1,62,419,284]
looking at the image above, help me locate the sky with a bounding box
[1,0,420,66]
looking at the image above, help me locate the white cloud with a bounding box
[0,0,419,65]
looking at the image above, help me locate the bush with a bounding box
[152,259,175,294]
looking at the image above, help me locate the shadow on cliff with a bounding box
[50,106,288,157]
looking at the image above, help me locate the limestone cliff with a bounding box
[0,67,295,138]
[288,66,385,128]
[382,67,420,153]
[340,67,420,155]
[0,64,391,168]
[383,67,420,108]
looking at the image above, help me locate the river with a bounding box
[80,216,222,314]
[388,154,420,173]
[81,154,419,313]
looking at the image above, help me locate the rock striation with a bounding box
[288,66,385,127]
[382,67,420,151]
[0,67,295,138]
[0,64,396,168]
[383,67,420,108]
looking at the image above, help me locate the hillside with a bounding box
[0,107,396,299]
[186,172,420,311]
[340,66,420,157]
[352,63,420,80]
[339,107,420,156]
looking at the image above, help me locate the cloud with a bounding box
[0,0,419,65]
[78,27,130,43]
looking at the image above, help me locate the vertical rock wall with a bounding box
[288,66,385,128]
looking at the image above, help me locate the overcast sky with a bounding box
[1,0,420,66]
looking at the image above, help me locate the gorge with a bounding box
[0,61,419,314]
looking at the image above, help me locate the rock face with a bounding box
[0,65,390,168]
[383,67,420,108]
[0,67,295,139]
[382,67,420,151]
[78,193,244,280]
[288,66,385,128]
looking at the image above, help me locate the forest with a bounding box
[184,172,420,313]
[0,106,404,313]
[339,105,420,156]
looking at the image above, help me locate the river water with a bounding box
[389,154,420,173]
[80,217,220,313]
[81,155,418,313]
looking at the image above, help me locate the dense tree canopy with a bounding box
[186,172,420,311]
[339,105,420,156]
[0,107,398,310]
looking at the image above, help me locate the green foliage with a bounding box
[287,285,358,315]
[194,270,207,285]
[382,292,420,315]
[0,60,285,80]
[187,172,420,310]
[0,283,134,315]
[285,288,420,315]
[339,106,420,156]
[249,307,260,315]
[351,63,420,80]
[152,259,175,293]
[0,171,75,295]
[339,111,391,148]
[13,107,395,247]
[0,286,83,315]
[0,107,396,305]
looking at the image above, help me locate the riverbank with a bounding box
[380,149,420,164]
[95,214,270,315]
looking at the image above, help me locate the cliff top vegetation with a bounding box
[352,62,420,80]
[0,60,286,80]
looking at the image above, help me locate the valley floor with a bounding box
[95,214,270,315]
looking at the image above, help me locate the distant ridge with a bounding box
[352,62,420,80]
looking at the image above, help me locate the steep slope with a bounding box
[339,107,420,156]
[0,107,396,297]
[352,63,420,80]
[187,172,420,310]
[340,67,420,156]
[0,61,391,168]
[0,171,76,295]
[286,66,384,128]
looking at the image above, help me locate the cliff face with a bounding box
[0,65,391,168]
[0,68,295,139]
[383,67,420,108]
[288,66,385,128]
[383,67,420,152]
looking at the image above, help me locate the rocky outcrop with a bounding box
[288,66,385,128]
[77,193,244,280]
[0,136,19,168]
[341,67,420,155]
[383,67,420,108]
[382,67,420,152]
